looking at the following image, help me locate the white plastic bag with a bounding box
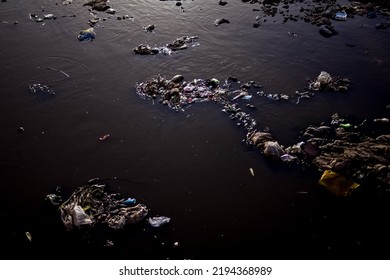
[71,204,92,227]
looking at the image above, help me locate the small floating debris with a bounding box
[88,18,100,26]
[99,134,110,141]
[308,71,350,92]
[122,198,137,205]
[133,36,199,55]
[25,232,32,242]
[144,24,155,32]
[334,11,347,21]
[43,14,55,20]
[78,27,96,41]
[45,193,62,206]
[374,118,389,123]
[104,240,114,247]
[29,83,55,95]
[288,31,298,37]
[106,8,116,15]
[148,216,171,228]
[215,18,230,26]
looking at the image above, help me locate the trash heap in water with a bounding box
[247,112,390,196]
[136,74,259,132]
[308,71,351,92]
[135,73,389,196]
[133,36,199,55]
[135,71,350,134]
[59,183,148,231]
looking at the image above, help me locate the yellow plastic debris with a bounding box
[318,170,360,196]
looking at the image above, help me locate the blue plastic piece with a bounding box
[123,198,136,205]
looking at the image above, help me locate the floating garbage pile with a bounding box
[134,72,389,196]
[83,0,113,13]
[308,71,351,92]
[135,71,350,134]
[298,113,390,187]
[247,113,390,196]
[133,36,199,55]
[43,181,173,248]
[57,183,149,231]
[242,0,390,35]
[135,74,261,133]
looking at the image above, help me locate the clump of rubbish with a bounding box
[29,13,57,22]
[215,18,230,26]
[133,44,159,55]
[29,83,55,95]
[133,36,199,55]
[59,183,148,231]
[83,0,110,12]
[78,27,96,41]
[144,24,155,32]
[281,113,390,193]
[308,71,350,91]
[148,216,171,227]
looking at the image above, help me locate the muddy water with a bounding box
[0,0,389,260]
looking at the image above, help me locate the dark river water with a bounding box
[1,0,390,260]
